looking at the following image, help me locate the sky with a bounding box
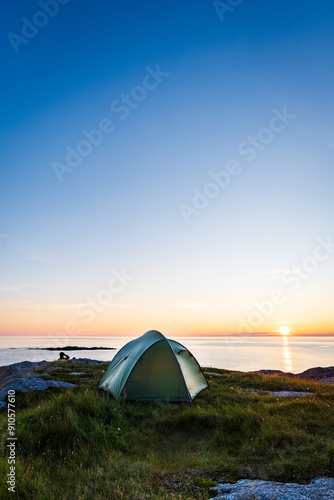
[1,0,334,337]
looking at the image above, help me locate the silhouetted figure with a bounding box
[59,352,70,360]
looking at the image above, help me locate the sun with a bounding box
[279,326,291,336]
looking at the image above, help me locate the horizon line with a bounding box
[1,332,334,337]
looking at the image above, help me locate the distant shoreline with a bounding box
[25,346,116,351]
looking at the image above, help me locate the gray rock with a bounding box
[298,367,334,380]
[0,360,81,410]
[319,377,334,385]
[0,377,75,409]
[210,477,334,500]
[0,361,50,392]
[255,367,334,381]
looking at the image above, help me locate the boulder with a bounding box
[210,477,334,500]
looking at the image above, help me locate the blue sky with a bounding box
[1,0,334,336]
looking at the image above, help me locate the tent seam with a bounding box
[164,337,193,405]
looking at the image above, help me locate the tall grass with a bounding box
[0,363,333,499]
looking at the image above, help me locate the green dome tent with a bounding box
[98,330,208,403]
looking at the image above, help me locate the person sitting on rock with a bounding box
[59,352,70,360]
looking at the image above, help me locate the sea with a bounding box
[0,335,333,374]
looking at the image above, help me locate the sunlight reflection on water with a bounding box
[0,335,333,373]
[282,336,293,372]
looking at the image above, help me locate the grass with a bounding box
[0,363,333,499]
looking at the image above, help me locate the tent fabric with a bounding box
[98,330,208,402]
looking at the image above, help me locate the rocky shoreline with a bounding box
[26,346,116,351]
[255,366,334,384]
[0,358,105,409]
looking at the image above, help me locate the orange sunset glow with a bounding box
[1,2,334,341]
